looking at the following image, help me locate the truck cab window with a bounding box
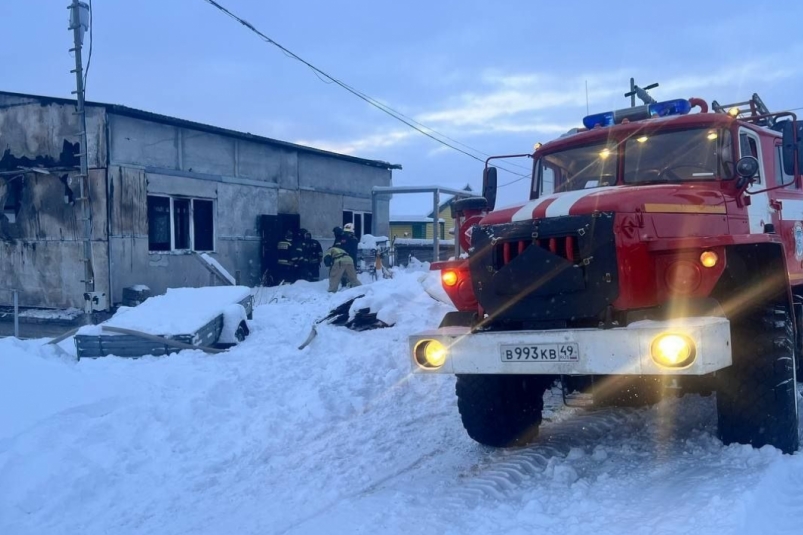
[534,143,617,196]
[776,144,797,188]
[739,132,762,183]
[624,128,727,184]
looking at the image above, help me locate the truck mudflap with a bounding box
[409,316,731,376]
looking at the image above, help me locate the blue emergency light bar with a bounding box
[582,98,692,129]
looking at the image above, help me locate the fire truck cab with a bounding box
[409,93,803,454]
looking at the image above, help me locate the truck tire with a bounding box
[716,304,800,454]
[234,321,249,343]
[455,374,553,447]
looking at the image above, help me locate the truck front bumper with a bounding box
[409,317,732,376]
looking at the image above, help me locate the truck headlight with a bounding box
[651,333,695,368]
[414,339,447,369]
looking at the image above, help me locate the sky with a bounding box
[5,0,803,215]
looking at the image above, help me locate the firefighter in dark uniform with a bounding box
[341,223,359,263]
[299,229,323,282]
[276,229,302,284]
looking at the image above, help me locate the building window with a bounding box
[411,223,426,239]
[147,195,215,252]
[2,175,23,224]
[147,196,171,251]
[342,210,372,239]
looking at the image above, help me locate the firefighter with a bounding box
[300,228,323,282]
[341,223,359,263]
[276,229,302,284]
[323,244,361,292]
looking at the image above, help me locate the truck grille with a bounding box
[494,236,578,270]
[469,213,618,323]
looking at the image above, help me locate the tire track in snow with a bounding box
[442,407,636,507]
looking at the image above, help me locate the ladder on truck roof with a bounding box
[712,93,774,126]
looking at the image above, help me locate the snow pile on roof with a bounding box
[393,238,455,246]
[2,266,803,534]
[358,234,389,250]
[18,307,83,321]
[390,215,445,223]
[77,286,251,336]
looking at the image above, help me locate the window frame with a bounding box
[343,210,373,239]
[147,194,216,253]
[775,141,797,189]
[2,175,23,224]
[739,127,764,185]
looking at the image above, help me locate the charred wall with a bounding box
[0,169,109,308]
[0,97,110,309]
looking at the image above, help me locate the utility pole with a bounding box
[68,1,95,314]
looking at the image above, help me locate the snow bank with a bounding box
[217,304,247,344]
[18,307,83,321]
[77,286,251,336]
[3,265,803,535]
[358,234,389,250]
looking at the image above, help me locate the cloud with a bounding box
[294,129,414,155]
[295,58,803,157]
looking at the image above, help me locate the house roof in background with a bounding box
[426,184,473,217]
[389,215,445,223]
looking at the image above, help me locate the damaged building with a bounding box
[0,90,399,310]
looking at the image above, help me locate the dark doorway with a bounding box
[260,213,300,286]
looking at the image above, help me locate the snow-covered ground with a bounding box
[1,265,802,535]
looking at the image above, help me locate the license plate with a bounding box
[500,343,580,362]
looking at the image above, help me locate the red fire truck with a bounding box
[409,91,803,454]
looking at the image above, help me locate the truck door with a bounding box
[741,128,773,234]
[770,139,803,284]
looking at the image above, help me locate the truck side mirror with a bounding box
[482,167,498,211]
[781,121,797,176]
[735,156,759,189]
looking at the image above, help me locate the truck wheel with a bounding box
[455,374,553,447]
[234,321,249,343]
[716,304,800,454]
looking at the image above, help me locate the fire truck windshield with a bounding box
[535,128,735,196]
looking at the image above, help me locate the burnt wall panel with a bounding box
[0,102,106,170]
[0,169,107,242]
[109,166,147,237]
[0,240,108,309]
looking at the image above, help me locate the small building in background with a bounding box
[388,215,445,240]
[388,185,472,265]
[389,184,471,240]
[0,91,400,310]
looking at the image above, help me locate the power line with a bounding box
[83,0,93,90]
[199,0,530,178]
